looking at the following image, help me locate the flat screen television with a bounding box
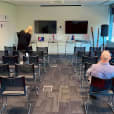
[65,21,88,34]
[34,20,57,34]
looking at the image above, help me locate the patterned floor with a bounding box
[0,55,113,114]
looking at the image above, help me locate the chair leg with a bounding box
[27,103,31,114]
[84,102,88,114]
[108,95,114,112]
[35,87,39,96]
[43,57,46,72]
[38,64,41,80]
[1,96,7,114]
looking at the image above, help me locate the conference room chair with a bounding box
[2,55,19,65]
[110,57,114,64]
[4,46,16,56]
[4,46,16,52]
[23,55,41,77]
[0,64,10,77]
[105,47,114,57]
[15,64,39,95]
[36,50,47,72]
[80,56,98,75]
[84,76,114,114]
[74,47,86,65]
[36,47,49,64]
[0,76,31,114]
[89,47,101,58]
[4,50,19,57]
[29,56,41,78]
[28,51,38,56]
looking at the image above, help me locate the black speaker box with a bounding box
[101,24,108,37]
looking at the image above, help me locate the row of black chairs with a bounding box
[4,46,48,56]
[0,63,40,114]
[0,47,49,113]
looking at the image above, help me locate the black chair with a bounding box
[74,47,85,64]
[105,47,114,57]
[0,76,31,114]
[37,47,49,64]
[29,56,41,79]
[2,56,19,65]
[85,76,114,114]
[81,56,98,73]
[23,55,39,65]
[15,64,35,79]
[110,57,114,64]
[4,46,16,52]
[4,46,16,56]
[15,64,38,95]
[4,50,19,56]
[29,56,39,65]
[82,56,98,65]
[36,47,48,55]
[28,51,38,56]
[0,64,10,77]
[89,47,101,57]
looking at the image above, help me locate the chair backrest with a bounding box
[84,62,92,73]
[4,50,19,56]
[0,77,26,93]
[82,56,98,64]
[28,51,38,56]
[0,64,10,76]
[4,46,16,56]
[29,56,39,65]
[13,51,19,56]
[112,78,114,91]
[2,56,19,65]
[109,57,114,64]
[74,47,85,56]
[89,47,101,57]
[15,64,35,79]
[90,76,112,92]
[36,47,48,54]
[90,47,101,52]
[4,46,16,52]
[105,47,114,57]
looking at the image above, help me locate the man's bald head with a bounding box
[100,50,111,62]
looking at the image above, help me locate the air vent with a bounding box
[40,5,82,7]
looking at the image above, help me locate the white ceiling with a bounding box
[1,0,114,6]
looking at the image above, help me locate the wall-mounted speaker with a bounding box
[101,24,108,37]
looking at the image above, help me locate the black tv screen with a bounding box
[65,21,88,34]
[34,20,57,34]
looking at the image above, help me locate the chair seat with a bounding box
[2,91,25,96]
[90,90,114,96]
[18,75,34,79]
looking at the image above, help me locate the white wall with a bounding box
[0,2,17,50]
[16,5,109,53]
[0,3,109,53]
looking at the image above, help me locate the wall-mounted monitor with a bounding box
[34,20,57,34]
[65,21,88,34]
